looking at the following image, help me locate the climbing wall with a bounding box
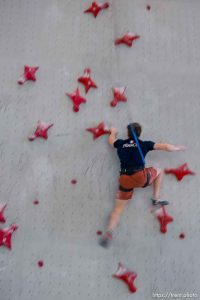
[0,0,200,299]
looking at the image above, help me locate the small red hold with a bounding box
[78,68,97,94]
[179,233,185,239]
[96,230,102,235]
[146,5,151,10]
[110,87,127,107]
[155,206,173,234]
[113,262,137,293]
[0,224,18,250]
[165,163,195,181]
[38,260,44,268]
[115,32,140,47]
[0,204,7,223]
[71,179,77,185]
[84,1,109,18]
[66,88,87,112]
[28,121,53,141]
[33,200,39,205]
[18,65,39,85]
[86,122,110,140]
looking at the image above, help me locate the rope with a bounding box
[129,125,146,166]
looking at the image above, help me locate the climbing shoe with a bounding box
[151,198,169,206]
[99,231,113,248]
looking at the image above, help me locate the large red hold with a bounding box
[113,262,137,293]
[86,122,110,139]
[0,224,18,250]
[115,32,140,47]
[28,121,53,141]
[66,88,87,112]
[0,204,6,223]
[110,87,127,107]
[155,206,173,234]
[165,163,195,181]
[78,68,97,94]
[18,65,39,85]
[84,1,109,18]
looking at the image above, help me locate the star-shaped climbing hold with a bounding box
[18,65,39,85]
[110,87,127,107]
[28,121,53,141]
[113,262,137,293]
[0,204,7,223]
[115,32,140,47]
[155,206,173,234]
[78,68,97,94]
[84,1,109,18]
[165,163,195,181]
[86,122,110,139]
[0,224,18,250]
[66,88,87,112]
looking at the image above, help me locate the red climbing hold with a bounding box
[66,88,87,112]
[78,68,97,94]
[110,87,127,107]
[71,179,77,185]
[0,204,6,223]
[96,230,102,235]
[115,32,140,47]
[179,233,185,239]
[155,206,173,234]
[28,121,53,141]
[33,200,39,205]
[0,224,18,250]
[86,122,110,139]
[38,260,44,268]
[18,65,39,85]
[113,262,137,293]
[165,163,195,181]
[84,1,109,18]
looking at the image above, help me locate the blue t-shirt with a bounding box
[113,138,155,169]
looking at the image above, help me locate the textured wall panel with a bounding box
[0,0,199,299]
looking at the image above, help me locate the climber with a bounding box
[99,122,186,248]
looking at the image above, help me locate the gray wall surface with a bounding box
[0,0,199,299]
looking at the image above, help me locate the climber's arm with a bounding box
[108,127,117,146]
[154,143,186,152]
